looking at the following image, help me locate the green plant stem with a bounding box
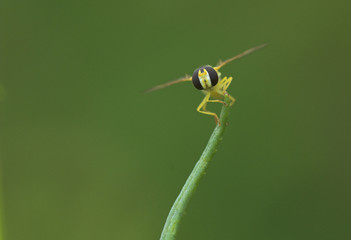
[160,96,232,240]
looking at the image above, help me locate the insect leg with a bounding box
[221,77,236,106]
[217,77,229,92]
[227,94,236,106]
[222,77,233,92]
[207,99,227,105]
[197,93,220,125]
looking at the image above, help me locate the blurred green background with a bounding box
[1,0,351,239]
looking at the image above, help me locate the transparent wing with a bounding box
[214,43,268,70]
[144,75,192,93]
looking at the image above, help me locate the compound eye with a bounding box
[192,67,204,90]
[204,66,218,87]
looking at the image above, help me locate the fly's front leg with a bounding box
[197,93,220,125]
[221,77,235,106]
[222,77,233,92]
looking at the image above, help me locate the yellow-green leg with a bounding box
[222,77,233,92]
[197,93,220,125]
[227,94,236,106]
[221,77,236,106]
[207,99,227,105]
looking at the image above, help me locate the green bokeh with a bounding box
[1,0,350,239]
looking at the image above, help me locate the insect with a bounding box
[145,43,267,125]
